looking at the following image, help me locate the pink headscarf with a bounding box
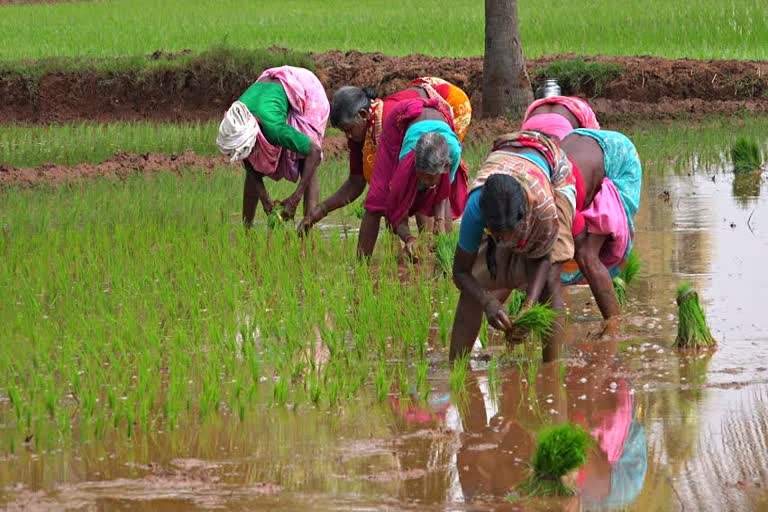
[521,113,574,140]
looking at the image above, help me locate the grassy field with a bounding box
[0,0,766,61]
[3,116,768,170]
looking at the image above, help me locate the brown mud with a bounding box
[2,50,768,124]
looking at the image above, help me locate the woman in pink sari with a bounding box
[357,97,469,259]
[521,96,600,140]
[216,66,330,227]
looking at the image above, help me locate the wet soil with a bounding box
[2,50,768,124]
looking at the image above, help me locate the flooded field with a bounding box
[1,159,767,511]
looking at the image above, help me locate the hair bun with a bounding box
[362,87,378,100]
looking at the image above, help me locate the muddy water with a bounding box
[2,170,768,511]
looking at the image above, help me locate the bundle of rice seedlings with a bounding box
[510,303,557,340]
[675,282,716,349]
[506,290,527,317]
[517,423,592,497]
[435,231,459,275]
[353,202,366,219]
[613,250,641,305]
[731,136,762,174]
[267,205,285,229]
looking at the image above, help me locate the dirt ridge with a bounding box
[2,50,768,124]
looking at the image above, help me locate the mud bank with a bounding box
[2,50,767,124]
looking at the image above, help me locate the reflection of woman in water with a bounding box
[452,335,647,508]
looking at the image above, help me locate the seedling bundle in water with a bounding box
[613,250,641,305]
[435,230,459,275]
[517,423,592,497]
[675,282,716,349]
[730,136,763,174]
[506,291,557,344]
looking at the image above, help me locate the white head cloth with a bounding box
[216,101,259,162]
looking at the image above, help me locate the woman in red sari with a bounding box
[298,78,471,233]
[357,97,468,259]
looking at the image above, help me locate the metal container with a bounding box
[536,78,561,99]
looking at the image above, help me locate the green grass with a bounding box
[0,121,219,167]
[434,230,459,276]
[613,250,641,306]
[4,115,768,171]
[532,59,624,97]
[1,0,767,61]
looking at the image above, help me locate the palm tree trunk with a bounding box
[482,0,533,118]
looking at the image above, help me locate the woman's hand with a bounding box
[403,236,419,261]
[262,198,275,216]
[279,196,300,219]
[298,204,325,234]
[484,297,512,331]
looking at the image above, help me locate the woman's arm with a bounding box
[453,248,512,331]
[574,231,619,319]
[433,198,450,234]
[357,209,382,258]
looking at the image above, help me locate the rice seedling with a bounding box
[516,423,592,497]
[434,230,459,276]
[731,136,763,174]
[508,303,557,347]
[613,250,641,305]
[674,282,716,349]
[506,290,527,317]
[487,354,500,399]
[415,360,430,401]
[374,364,391,402]
[450,354,470,395]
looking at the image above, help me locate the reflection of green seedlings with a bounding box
[435,230,459,275]
[613,250,641,305]
[731,136,763,174]
[517,423,592,497]
[507,290,527,316]
[488,354,500,398]
[675,282,716,349]
[478,318,489,349]
[450,354,470,394]
[512,304,557,340]
[267,205,285,229]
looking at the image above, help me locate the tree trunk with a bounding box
[482,0,533,118]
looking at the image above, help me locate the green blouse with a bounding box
[238,82,311,155]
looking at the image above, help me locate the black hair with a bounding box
[329,86,378,128]
[478,174,527,280]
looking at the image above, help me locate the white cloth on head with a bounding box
[216,101,260,162]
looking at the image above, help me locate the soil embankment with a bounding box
[1,50,767,124]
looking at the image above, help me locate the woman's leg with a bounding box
[302,163,320,218]
[243,162,271,227]
[449,292,485,361]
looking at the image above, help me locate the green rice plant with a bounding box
[415,360,430,401]
[532,59,624,97]
[450,354,470,394]
[397,364,409,397]
[510,304,557,342]
[731,136,763,174]
[352,202,366,220]
[506,290,527,317]
[674,282,716,349]
[478,318,489,349]
[434,230,459,276]
[613,250,641,306]
[374,364,391,402]
[516,423,592,497]
[273,376,289,406]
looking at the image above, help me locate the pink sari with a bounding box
[245,66,330,182]
[365,98,468,227]
[522,96,600,140]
